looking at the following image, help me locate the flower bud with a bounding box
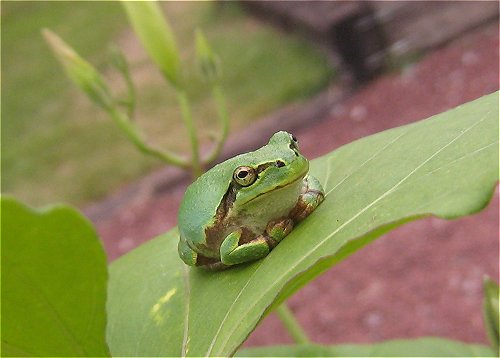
[122,0,180,86]
[42,29,113,111]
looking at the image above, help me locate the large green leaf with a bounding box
[1,197,109,357]
[236,338,496,357]
[107,92,499,357]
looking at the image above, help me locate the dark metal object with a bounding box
[240,0,499,84]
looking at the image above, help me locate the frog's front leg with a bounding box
[220,219,293,265]
[290,174,325,222]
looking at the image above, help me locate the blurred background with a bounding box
[3,1,334,206]
[2,0,499,349]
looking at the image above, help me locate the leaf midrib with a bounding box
[182,264,191,357]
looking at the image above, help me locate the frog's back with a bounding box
[177,157,237,246]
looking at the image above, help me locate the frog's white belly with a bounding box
[228,178,303,236]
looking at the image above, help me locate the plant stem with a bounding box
[204,84,229,164]
[109,108,188,168]
[275,303,310,344]
[177,90,203,178]
[122,66,136,120]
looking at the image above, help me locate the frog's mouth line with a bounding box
[241,171,306,205]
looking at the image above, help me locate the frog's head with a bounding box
[230,131,309,207]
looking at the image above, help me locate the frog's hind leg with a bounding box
[220,230,270,266]
[290,174,325,222]
[220,219,293,266]
[178,236,229,270]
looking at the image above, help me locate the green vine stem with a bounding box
[108,45,137,120]
[108,108,189,168]
[275,303,311,344]
[176,90,203,178]
[121,64,136,120]
[203,84,229,164]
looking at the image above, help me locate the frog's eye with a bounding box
[233,166,257,186]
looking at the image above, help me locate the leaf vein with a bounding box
[325,130,407,196]
[424,140,498,176]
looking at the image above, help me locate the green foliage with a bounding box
[106,93,499,356]
[44,28,192,170]
[44,3,209,176]
[483,277,500,353]
[1,197,109,357]
[236,338,496,357]
[6,4,496,358]
[2,94,497,357]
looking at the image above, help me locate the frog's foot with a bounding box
[179,235,229,270]
[290,174,325,222]
[220,230,269,266]
[220,219,293,266]
[265,218,294,247]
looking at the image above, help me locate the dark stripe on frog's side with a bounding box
[213,161,277,221]
[215,182,238,222]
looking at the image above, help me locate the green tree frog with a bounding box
[178,131,324,270]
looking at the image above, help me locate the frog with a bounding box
[177,131,324,270]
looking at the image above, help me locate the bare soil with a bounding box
[89,24,499,350]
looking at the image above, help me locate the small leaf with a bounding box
[1,197,109,356]
[108,44,129,75]
[42,29,114,111]
[483,277,499,352]
[107,92,499,356]
[121,0,181,86]
[236,338,496,357]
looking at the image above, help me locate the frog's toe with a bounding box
[290,190,324,222]
[266,218,294,245]
[302,174,324,193]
